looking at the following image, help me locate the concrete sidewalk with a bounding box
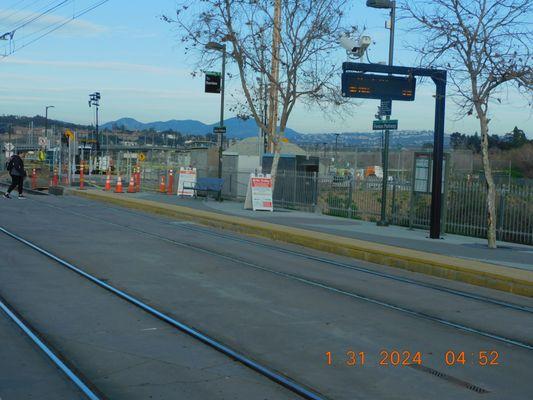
[69,189,533,297]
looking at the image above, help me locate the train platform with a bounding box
[69,189,533,297]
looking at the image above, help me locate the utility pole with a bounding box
[205,43,226,176]
[268,0,282,153]
[205,41,226,200]
[220,46,226,180]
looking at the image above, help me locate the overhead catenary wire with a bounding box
[0,0,73,55]
[1,0,110,59]
[3,0,75,43]
[0,0,56,29]
[7,0,72,33]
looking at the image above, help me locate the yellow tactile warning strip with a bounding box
[69,189,533,297]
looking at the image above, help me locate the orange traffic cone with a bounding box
[104,173,111,191]
[52,167,59,186]
[115,175,123,193]
[159,175,166,193]
[127,175,135,193]
[167,169,174,195]
[135,166,141,192]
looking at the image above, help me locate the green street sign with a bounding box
[373,119,398,130]
[213,126,226,134]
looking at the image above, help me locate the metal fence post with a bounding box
[347,177,354,219]
[409,152,416,229]
[391,177,397,224]
[313,172,318,213]
[293,172,297,209]
[497,185,506,241]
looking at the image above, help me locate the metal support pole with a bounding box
[378,129,390,226]
[388,2,396,67]
[429,71,447,239]
[377,1,395,226]
[335,133,340,162]
[219,47,226,173]
[96,105,100,155]
[45,109,48,141]
[217,46,226,201]
[348,177,354,219]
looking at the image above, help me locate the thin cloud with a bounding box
[0,8,108,37]
[3,58,188,75]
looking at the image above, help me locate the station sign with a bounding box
[373,120,398,130]
[342,72,416,101]
[205,71,221,93]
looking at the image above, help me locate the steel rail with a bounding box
[82,221,533,350]
[37,199,533,314]
[0,296,101,400]
[175,223,533,313]
[0,226,326,400]
[10,204,533,351]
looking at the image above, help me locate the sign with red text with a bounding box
[244,173,273,211]
[177,167,197,197]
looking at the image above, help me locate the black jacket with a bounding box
[6,155,26,177]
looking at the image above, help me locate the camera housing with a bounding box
[339,35,372,59]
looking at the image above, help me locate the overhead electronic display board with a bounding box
[341,72,416,101]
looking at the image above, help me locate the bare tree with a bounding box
[162,0,355,185]
[403,0,532,248]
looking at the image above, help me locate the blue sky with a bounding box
[0,0,531,136]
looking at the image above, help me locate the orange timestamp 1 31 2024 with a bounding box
[325,350,501,367]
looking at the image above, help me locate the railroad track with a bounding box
[0,226,327,400]
[39,199,533,314]
[11,200,533,350]
[0,295,102,400]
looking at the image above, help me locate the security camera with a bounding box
[339,35,372,59]
[340,35,359,52]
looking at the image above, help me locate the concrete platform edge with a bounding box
[68,189,533,297]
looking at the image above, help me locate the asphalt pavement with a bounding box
[1,193,532,399]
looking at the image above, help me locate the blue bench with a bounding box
[184,177,224,199]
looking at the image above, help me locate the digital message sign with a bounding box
[341,72,416,101]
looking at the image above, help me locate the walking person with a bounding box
[3,151,27,199]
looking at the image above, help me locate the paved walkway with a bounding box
[125,192,532,271]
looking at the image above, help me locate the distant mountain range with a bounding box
[101,117,449,147]
[101,117,301,140]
